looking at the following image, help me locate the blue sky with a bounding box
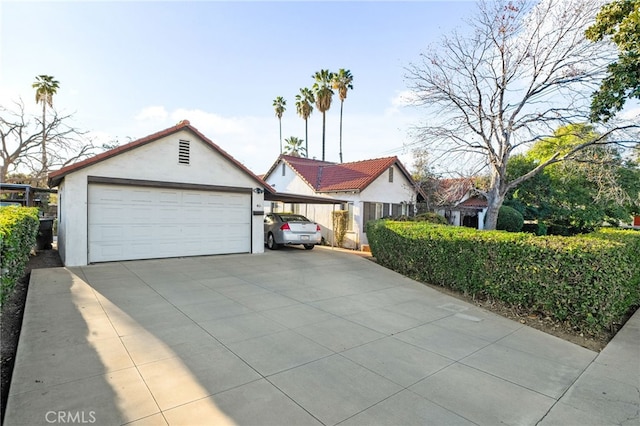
[1,1,475,174]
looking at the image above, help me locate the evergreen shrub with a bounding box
[366,220,639,335]
[496,205,524,232]
[0,206,39,304]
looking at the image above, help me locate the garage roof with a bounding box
[48,120,272,190]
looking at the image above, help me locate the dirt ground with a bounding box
[0,249,63,423]
[0,249,632,423]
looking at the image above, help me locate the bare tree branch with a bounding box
[405,0,639,229]
[1,99,97,185]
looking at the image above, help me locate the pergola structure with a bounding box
[0,183,57,207]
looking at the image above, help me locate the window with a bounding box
[282,163,286,176]
[363,202,384,233]
[388,167,394,182]
[178,140,190,165]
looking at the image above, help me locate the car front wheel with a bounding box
[267,233,280,250]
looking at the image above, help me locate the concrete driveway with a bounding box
[5,247,639,425]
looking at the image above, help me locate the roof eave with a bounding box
[47,122,273,192]
[317,189,361,194]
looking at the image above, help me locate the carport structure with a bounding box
[263,188,346,247]
[263,189,345,206]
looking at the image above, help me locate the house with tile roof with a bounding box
[262,155,423,249]
[434,178,488,229]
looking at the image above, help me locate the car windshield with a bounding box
[278,214,310,223]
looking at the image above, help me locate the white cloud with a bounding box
[385,90,422,116]
[135,105,169,121]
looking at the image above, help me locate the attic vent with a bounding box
[178,140,190,165]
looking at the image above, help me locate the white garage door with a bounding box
[88,184,251,263]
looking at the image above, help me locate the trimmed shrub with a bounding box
[0,206,39,304]
[496,205,524,232]
[366,220,639,336]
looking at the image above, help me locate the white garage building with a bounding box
[49,120,268,267]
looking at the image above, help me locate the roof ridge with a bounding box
[334,156,397,166]
[284,155,334,165]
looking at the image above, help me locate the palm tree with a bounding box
[295,87,314,158]
[283,136,306,157]
[32,75,60,177]
[273,96,286,153]
[331,69,353,163]
[312,69,335,161]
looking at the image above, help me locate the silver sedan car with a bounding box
[264,213,322,250]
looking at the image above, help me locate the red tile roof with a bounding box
[48,120,272,191]
[458,196,488,208]
[278,156,334,190]
[267,154,419,193]
[437,178,476,205]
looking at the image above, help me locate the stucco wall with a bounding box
[57,130,264,266]
[265,161,325,196]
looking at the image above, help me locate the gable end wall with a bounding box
[57,130,264,266]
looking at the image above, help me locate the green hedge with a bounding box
[367,220,640,335]
[0,206,39,304]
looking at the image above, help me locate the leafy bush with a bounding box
[496,205,524,232]
[412,212,449,225]
[332,210,348,247]
[522,222,547,236]
[0,206,39,304]
[366,220,639,336]
[546,221,585,236]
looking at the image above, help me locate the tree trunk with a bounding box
[305,119,309,158]
[339,100,344,163]
[1,163,9,183]
[322,111,326,161]
[484,181,506,230]
[41,102,47,178]
[278,118,282,154]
